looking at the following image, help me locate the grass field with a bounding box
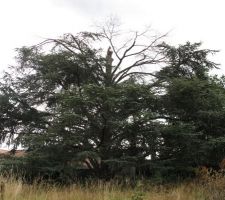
[0,169,225,200]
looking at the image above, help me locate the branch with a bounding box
[124,33,167,58]
[148,116,180,121]
[113,52,166,83]
[113,56,157,82]
[112,32,138,75]
[115,72,157,83]
[102,28,121,61]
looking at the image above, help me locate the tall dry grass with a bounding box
[0,168,225,200]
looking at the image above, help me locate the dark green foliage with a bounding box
[156,43,225,171]
[0,26,225,183]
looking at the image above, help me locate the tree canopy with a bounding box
[0,23,224,183]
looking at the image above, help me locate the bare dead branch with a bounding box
[124,33,167,58]
[111,32,138,75]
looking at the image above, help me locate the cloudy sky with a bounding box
[0,0,224,74]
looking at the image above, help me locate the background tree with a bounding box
[154,43,225,179]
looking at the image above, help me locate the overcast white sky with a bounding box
[0,0,224,74]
